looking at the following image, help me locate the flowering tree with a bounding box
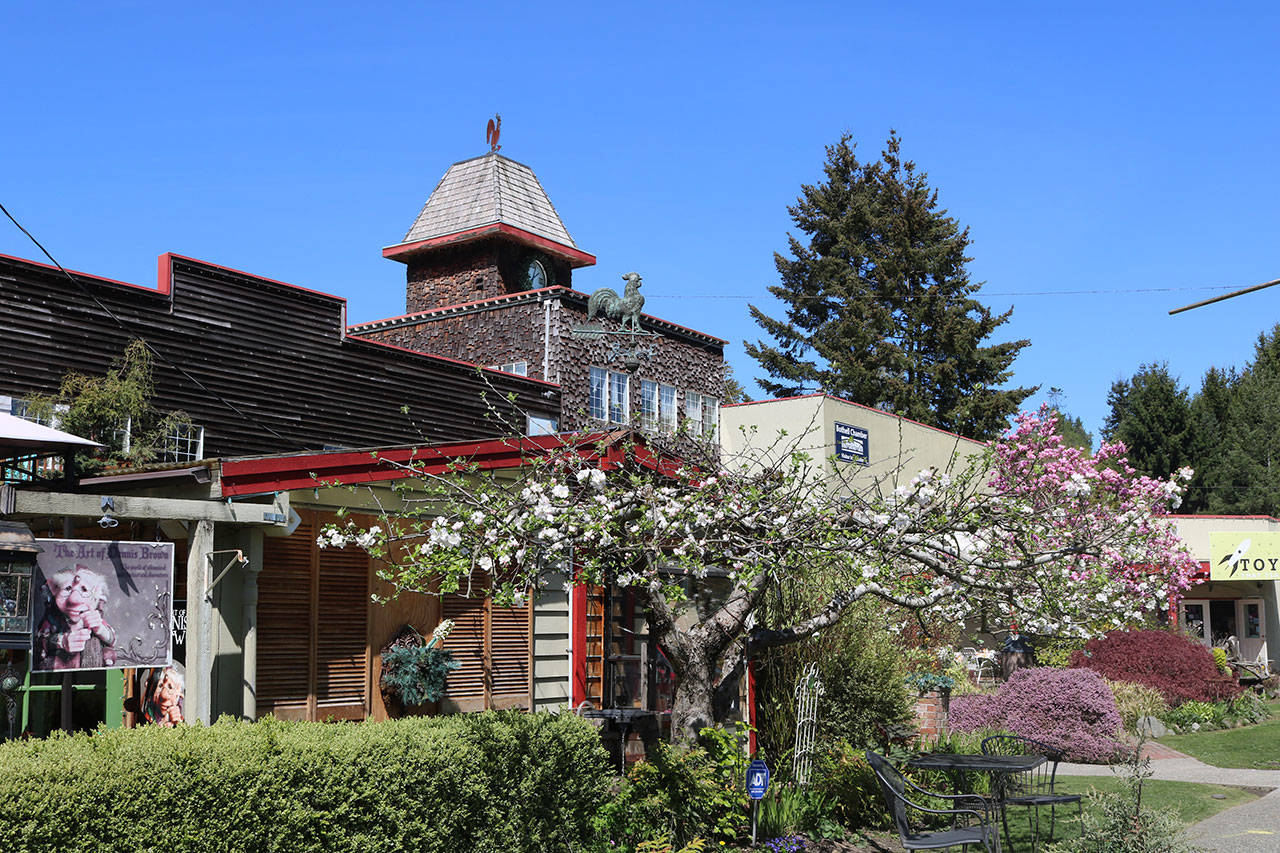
[321,409,1198,742]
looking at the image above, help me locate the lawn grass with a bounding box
[998,777,1258,849]
[1156,700,1280,769]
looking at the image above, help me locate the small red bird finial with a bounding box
[486,114,502,152]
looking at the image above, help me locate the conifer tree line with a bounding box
[1105,326,1280,515]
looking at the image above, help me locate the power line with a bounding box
[0,200,296,446]
[649,285,1244,301]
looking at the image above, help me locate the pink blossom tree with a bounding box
[322,409,1198,742]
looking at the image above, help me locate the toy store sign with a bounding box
[1209,532,1280,582]
[31,539,174,673]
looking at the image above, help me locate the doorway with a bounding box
[1179,597,1266,661]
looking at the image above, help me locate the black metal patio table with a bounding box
[906,753,1047,851]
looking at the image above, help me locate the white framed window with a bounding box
[640,380,679,434]
[589,367,629,425]
[684,392,720,441]
[162,423,204,463]
[490,361,528,376]
[3,396,58,427]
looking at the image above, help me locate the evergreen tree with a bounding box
[1102,362,1193,481]
[1046,388,1093,451]
[745,131,1034,440]
[1183,366,1236,513]
[1211,327,1280,515]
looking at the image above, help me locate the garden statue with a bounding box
[586,272,645,333]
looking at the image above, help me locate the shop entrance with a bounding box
[1179,597,1266,660]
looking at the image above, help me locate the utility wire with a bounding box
[648,285,1244,300]
[0,201,296,446]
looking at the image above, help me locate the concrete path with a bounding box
[1055,746,1280,851]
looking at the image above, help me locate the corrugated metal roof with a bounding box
[402,154,577,249]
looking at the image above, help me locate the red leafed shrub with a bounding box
[1069,629,1241,705]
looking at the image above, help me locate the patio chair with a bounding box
[866,751,1002,852]
[961,647,996,687]
[980,735,1082,852]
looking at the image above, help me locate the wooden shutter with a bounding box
[439,568,531,712]
[258,513,315,719]
[257,509,370,721]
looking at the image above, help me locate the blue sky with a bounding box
[4,2,1279,440]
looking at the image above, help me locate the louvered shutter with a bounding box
[258,512,315,719]
[441,588,486,708]
[490,601,530,707]
[315,539,370,718]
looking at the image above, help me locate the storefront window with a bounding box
[1245,602,1262,639]
[1183,603,1205,640]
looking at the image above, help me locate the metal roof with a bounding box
[400,153,578,249]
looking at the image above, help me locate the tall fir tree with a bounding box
[1102,362,1193,481]
[1211,326,1280,515]
[1183,366,1236,513]
[745,131,1034,440]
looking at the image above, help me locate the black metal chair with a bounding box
[979,735,1082,852]
[866,751,1002,852]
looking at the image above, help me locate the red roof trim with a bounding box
[349,284,728,347]
[345,335,562,389]
[724,393,985,445]
[382,223,597,268]
[1,251,169,295]
[218,430,680,497]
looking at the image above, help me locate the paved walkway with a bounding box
[1056,745,1280,852]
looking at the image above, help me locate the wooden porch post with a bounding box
[186,519,215,724]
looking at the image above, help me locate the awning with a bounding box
[0,411,101,455]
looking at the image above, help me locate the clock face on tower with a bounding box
[525,257,549,290]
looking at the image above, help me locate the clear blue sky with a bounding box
[4,2,1279,441]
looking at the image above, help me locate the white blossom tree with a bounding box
[321,410,1198,743]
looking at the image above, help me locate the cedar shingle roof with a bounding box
[401,153,578,249]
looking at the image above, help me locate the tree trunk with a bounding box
[669,654,718,745]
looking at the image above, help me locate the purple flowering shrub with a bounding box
[948,667,1124,763]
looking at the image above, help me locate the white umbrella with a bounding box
[0,411,101,454]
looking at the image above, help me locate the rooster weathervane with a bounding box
[573,272,660,371]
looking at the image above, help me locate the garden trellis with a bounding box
[792,662,824,786]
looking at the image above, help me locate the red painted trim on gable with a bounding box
[724,393,985,445]
[0,251,168,295]
[382,223,597,268]
[163,253,347,302]
[344,334,562,389]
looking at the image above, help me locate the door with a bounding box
[1240,598,1267,662]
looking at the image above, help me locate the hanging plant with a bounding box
[380,621,460,706]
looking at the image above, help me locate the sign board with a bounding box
[32,539,174,673]
[834,422,869,465]
[746,758,771,800]
[1209,532,1280,581]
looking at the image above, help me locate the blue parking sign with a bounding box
[746,759,770,800]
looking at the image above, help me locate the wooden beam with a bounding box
[1,486,290,527]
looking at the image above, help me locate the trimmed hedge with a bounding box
[1069,628,1242,705]
[0,711,610,853]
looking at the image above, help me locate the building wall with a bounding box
[721,394,987,494]
[354,294,726,434]
[0,253,560,459]
[404,240,574,312]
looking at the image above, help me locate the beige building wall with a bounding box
[721,394,987,495]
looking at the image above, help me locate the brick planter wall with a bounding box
[913,689,950,740]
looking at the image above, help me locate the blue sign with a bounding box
[746,759,771,800]
[835,422,869,465]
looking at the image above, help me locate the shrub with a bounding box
[1069,629,1242,705]
[1212,646,1230,674]
[0,711,608,853]
[1226,691,1271,725]
[1036,635,1089,669]
[807,742,891,831]
[593,735,747,847]
[949,668,1124,763]
[1160,700,1223,732]
[754,604,913,771]
[1108,679,1170,735]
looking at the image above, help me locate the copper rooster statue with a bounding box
[587,272,645,332]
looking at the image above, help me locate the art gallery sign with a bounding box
[1209,532,1280,581]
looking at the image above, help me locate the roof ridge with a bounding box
[491,153,503,224]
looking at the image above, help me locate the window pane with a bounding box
[1245,603,1262,639]
[589,367,607,421]
[609,372,629,424]
[684,392,702,434]
[660,385,677,434]
[702,397,719,440]
[1183,603,1205,640]
[640,380,658,431]
[163,424,204,463]
[526,415,558,436]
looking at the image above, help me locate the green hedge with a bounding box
[0,711,610,853]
